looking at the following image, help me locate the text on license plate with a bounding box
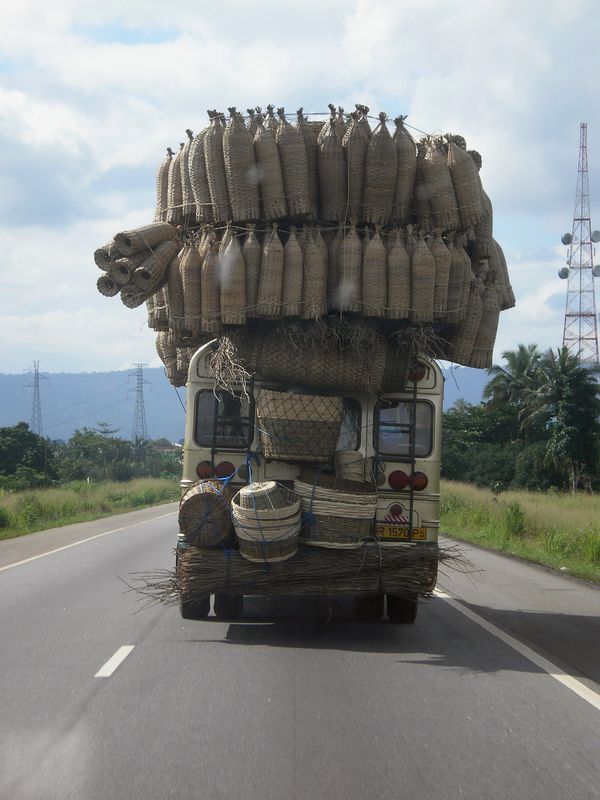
[377,526,427,540]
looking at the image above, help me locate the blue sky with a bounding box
[1,0,599,374]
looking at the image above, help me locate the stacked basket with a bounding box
[231,482,301,562]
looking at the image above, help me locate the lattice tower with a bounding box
[25,361,48,435]
[130,363,150,442]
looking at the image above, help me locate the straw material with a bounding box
[338,223,362,312]
[282,226,303,317]
[133,240,180,293]
[318,116,347,222]
[156,331,186,387]
[430,230,451,320]
[474,179,493,258]
[420,138,460,231]
[363,113,397,225]
[491,238,515,310]
[166,247,185,339]
[361,227,387,317]
[456,238,473,312]
[114,251,149,277]
[232,483,301,563]
[223,108,260,222]
[180,130,197,219]
[153,287,169,330]
[386,229,411,320]
[265,104,278,133]
[295,476,377,545]
[413,150,434,234]
[179,480,235,548]
[198,238,220,334]
[189,128,214,224]
[243,225,262,317]
[106,260,131,286]
[146,293,157,329]
[447,140,483,229]
[256,390,343,463]
[335,450,368,483]
[203,112,231,223]
[445,276,485,366]
[114,222,176,257]
[276,110,310,217]
[381,336,411,393]
[392,116,417,226]
[256,223,284,317]
[295,109,319,219]
[96,273,120,297]
[469,283,501,368]
[219,233,247,325]
[327,223,344,310]
[444,235,469,323]
[253,115,287,219]
[341,113,369,221]
[166,142,184,224]
[178,241,202,337]
[154,148,172,222]
[410,232,435,323]
[246,108,258,137]
[93,241,117,270]
[300,229,327,320]
[314,227,328,278]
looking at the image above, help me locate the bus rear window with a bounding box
[195,391,253,449]
[375,400,433,458]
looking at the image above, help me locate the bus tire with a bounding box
[214,593,244,620]
[180,594,210,620]
[354,594,384,621]
[387,593,418,624]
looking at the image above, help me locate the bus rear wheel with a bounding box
[387,593,418,624]
[180,594,210,620]
[354,594,385,621]
[214,594,244,620]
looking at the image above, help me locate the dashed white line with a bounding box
[95,646,135,678]
[435,589,600,713]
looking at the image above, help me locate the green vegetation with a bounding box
[441,480,600,583]
[0,477,178,540]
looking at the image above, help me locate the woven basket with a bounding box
[315,227,328,275]
[300,466,374,493]
[363,113,397,225]
[93,241,117,270]
[180,129,197,219]
[469,283,500,368]
[219,233,247,325]
[335,450,368,483]
[180,240,202,337]
[445,235,469,323]
[265,104,278,133]
[447,139,483,230]
[282,226,303,317]
[176,346,196,380]
[153,287,169,330]
[338,223,362,312]
[243,225,262,317]
[223,108,260,222]
[253,115,287,219]
[421,139,460,232]
[327,223,344,310]
[445,276,484,365]
[474,180,493,259]
[154,148,172,222]
[410,233,435,323]
[246,108,258,137]
[492,239,515,310]
[256,224,284,318]
[276,110,310,217]
[456,238,474,311]
[133,240,180,293]
[318,116,347,222]
[295,109,320,218]
[156,330,186,386]
[114,222,176,257]
[302,514,374,545]
[165,142,184,224]
[189,127,214,224]
[386,229,411,320]
[203,112,231,223]
[301,230,327,320]
[146,293,157,329]
[392,116,417,226]
[341,113,368,221]
[381,338,411,393]
[236,529,300,563]
[96,273,120,297]
[234,481,294,512]
[295,476,377,545]
[179,480,235,548]
[256,390,343,463]
[430,231,451,320]
[166,247,185,336]
[108,260,132,286]
[200,238,222,334]
[361,227,387,317]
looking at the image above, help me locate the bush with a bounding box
[0,507,12,528]
[503,501,526,537]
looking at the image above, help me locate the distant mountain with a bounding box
[0,362,489,443]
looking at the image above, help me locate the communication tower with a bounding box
[559,122,600,364]
[24,361,48,435]
[130,364,150,442]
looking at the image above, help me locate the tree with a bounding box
[484,343,541,408]
[0,423,55,481]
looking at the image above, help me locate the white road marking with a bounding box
[435,589,600,713]
[95,646,135,678]
[0,511,177,573]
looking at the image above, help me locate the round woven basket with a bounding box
[179,480,235,548]
[232,482,301,562]
[235,481,289,511]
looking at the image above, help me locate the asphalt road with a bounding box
[1,508,599,800]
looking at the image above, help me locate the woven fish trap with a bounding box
[421,139,460,232]
[410,233,435,323]
[93,241,117,270]
[337,223,362,313]
[156,330,186,386]
[447,140,483,230]
[363,113,397,226]
[96,273,120,297]
[265,104,278,133]
[301,231,327,320]
[296,109,320,218]
[180,130,196,220]
[179,480,236,548]
[386,230,411,320]
[335,450,368,483]
[256,390,344,463]
[154,148,173,222]
[166,142,184,224]
[152,287,169,330]
[413,165,434,234]
[342,113,369,221]
[318,116,347,222]
[203,112,231,223]
[392,116,417,226]
[243,225,262,317]
[430,231,451,320]
[381,338,411,393]
[444,236,469,323]
[219,233,247,326]
[361,227,387,317]
[223,108,260,222]
[445,277,484,366]
[167,247,186,336]
[469,283,500,369]
[114,222,176,257]
[201,239,222,334]
[256,224,284,318]
[282,226,303,317]
[179,240,202,336]
[327,223,344,310]
[189,128,214,224]
[253,116,287,219]
[276,110,310,217]
[121,282,152,309]
[146,293,157,329]
[108,260,132,286]
[133,240,180,293]
[456,239,474,311]
[176,345,195,378]
[474,180,493,258]
[492,238,515,310]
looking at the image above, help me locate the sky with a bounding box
[1,0,600,376]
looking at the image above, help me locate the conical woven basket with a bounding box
[386,230,411,320]
[327,223,344,311]
[253,116,287,219]
[223,108,260,222]
[361,227,387,317]
[445,235,469,323]
[180,240,202,337]
[301,230,327,320]
[243,225,262,317]
[392,117,417,226]
[166,247,185,337]
[318,116,347,222]
[282,226,303,317]
[256,224,284,317]
[166,142,184,224]
[410,233,435,323]
[474,178,493,258]
[189,127,214,224]
[337,223,362,313]
[420,138,460,232]
[342,113,369,223]
[447,139,483,230]
[203,112,231,223]
[180,129,197,219]
[154,148,172,222]
[296,109,320,219]
[444,276,484,366]
[363,113,397,225]
[430,231,451,320]
[219,232,247,325]
[469,283,500,368]
[133,240,180,293]
[276,110,310,217]
[492,238,515,310]
[201,238,222,334]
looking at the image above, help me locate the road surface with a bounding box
[0,506,599,800]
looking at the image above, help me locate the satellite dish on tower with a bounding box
[593,265,600,277]
[562,233,573,245]
[558,267,570,279]
[592,230,600,243]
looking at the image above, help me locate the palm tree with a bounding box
[483,343,541,407]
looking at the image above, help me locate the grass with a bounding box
[440,480,600,584]
[0,478,179,541]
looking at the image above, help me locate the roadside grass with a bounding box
[0,478,179,541]
[441,480,600,584]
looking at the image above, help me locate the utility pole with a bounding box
[559,122,600,364]
[24,361,49,435]
[129,364,150,443]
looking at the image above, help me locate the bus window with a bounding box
[195,391,253,449]
[375,400,433,458]
[337,398,361,450]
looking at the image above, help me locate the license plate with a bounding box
[376,526,427,540]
